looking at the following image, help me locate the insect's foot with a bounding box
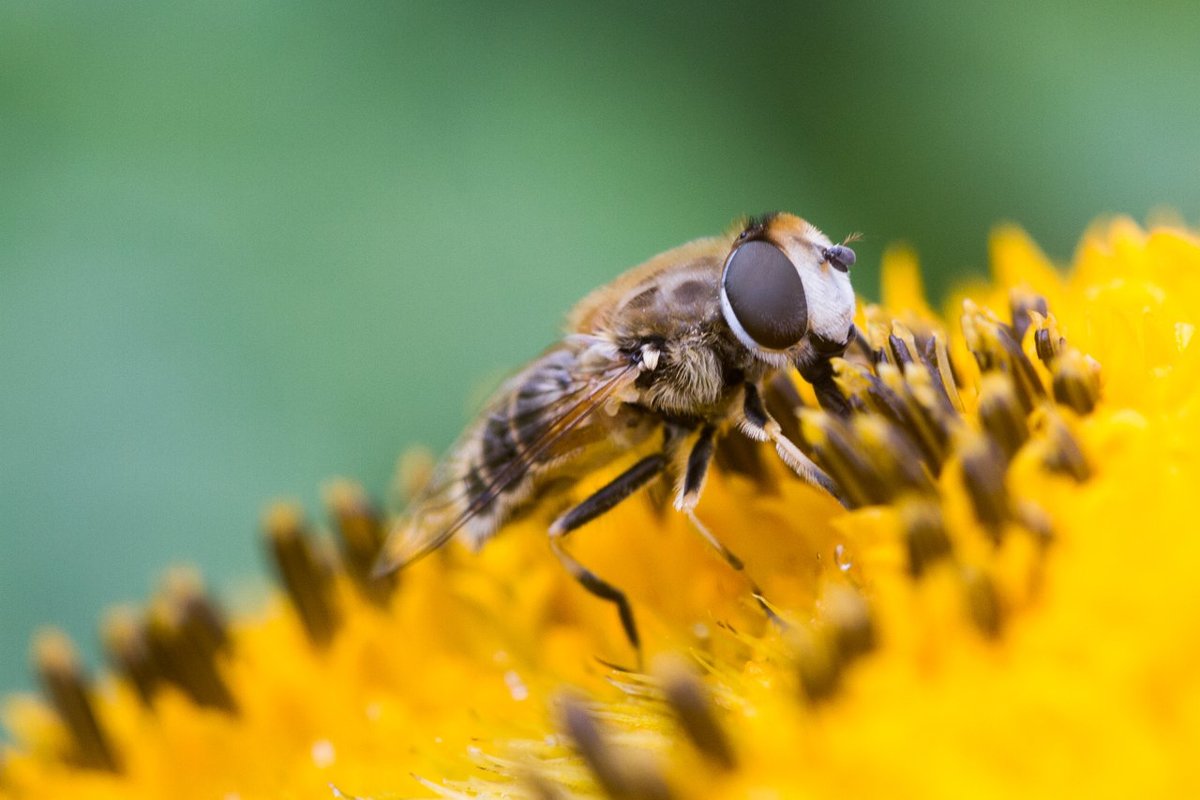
[751,585,791,632]
[593,652,645,675]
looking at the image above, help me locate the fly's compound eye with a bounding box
[721,240,808,350]
[823,244,856,272]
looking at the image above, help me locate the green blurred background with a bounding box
[3,1,1199,697]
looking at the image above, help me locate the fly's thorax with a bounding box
[612,323,756,418]
[567,237,727,333]
[588,259,732,416]
[609,262,723,333]
[637,336,725,415]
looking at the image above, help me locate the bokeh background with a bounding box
[3,1,1199,697]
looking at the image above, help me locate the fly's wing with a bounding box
[374,340,638,575]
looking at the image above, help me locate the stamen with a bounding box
[799,410,885,507]
[998,327,1048,412]
[793,585,876,704]
[832,359,913,431]
[159,567,230,658]
[910,358,960,429]
[977,374,1030,461]
[962,302,1045,413]
[558,694,673,800]
[1051,350,1101,415]
[145,586,238,713]
[933,333,966,413]
[657,659,736,771]
[960,300,995,371]
[888,323,937,381]
[961,567,1003,638]
[898,496,954,578]
[523,773,571,800]
[878,364,952,470]
[958,431,1010,542]
[33,629,121,772]
[863,313,895,366]
[1032,312,1065,364]
[324,479,397,607]
[1035,412,1092,482]
[907,327,960,415]
[852,416,936,497]
[830,357,873,405]
[263,502,342,648]
[822,585,876,664]
[101,606,160,706]
[1015,499,1055,547]
[792,627,839,704]
[888,333,914,366]
[1009,288,1049,344]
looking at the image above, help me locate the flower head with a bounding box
[4,219,1200,798]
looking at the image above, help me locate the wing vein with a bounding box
[378,360,637,572]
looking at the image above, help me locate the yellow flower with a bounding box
[4,218,1200,799]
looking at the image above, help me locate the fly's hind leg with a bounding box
[549,453,667,662]
[674,424,786,629]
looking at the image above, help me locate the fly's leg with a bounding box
[674,424,716,514]
[847,323,873,361]
[740,383,848,507]
[797,354,851,417]
[674,425,785,628]
[795,328,856,417]
[548,453,667,662]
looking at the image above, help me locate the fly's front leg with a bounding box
[740,383,847,507]
[548,452,667,662]
[795,329,856,417]
[798,356,850,417]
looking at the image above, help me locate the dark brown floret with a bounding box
[263,503,342,649]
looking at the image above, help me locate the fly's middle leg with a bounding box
[674,424,785,629]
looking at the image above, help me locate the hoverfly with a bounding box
[376,212,858,654]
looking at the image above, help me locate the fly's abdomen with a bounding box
[457,347,603,547]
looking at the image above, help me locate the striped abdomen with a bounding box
[455,347,625,548]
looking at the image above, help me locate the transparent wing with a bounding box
[374,347,637,575]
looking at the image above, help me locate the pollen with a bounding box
[4,219,1200,798]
